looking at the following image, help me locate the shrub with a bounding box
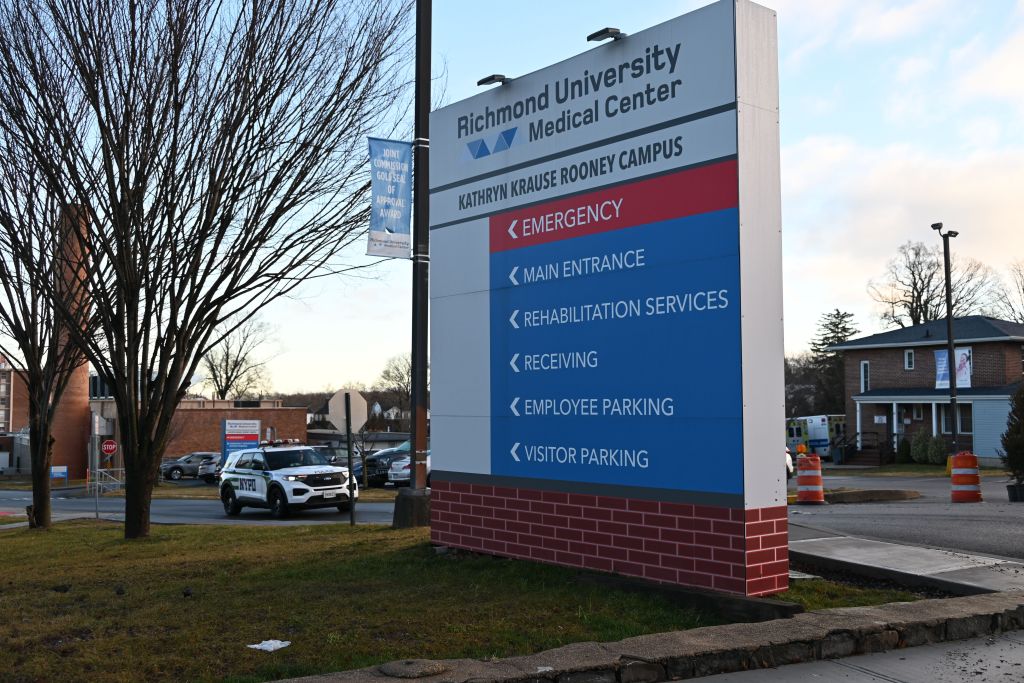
[910,429,930,464]
[928,436,948,465]
[1001,384,1024,485]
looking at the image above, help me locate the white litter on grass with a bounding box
[536,667,554,673]
[248,640,291,652]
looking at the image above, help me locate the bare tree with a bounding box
[0,135,89,529]
[0,0,412,538]
[993,262,1024,324]
[201,318,272,400]
[868,241,998,328]
[374,353,413,412]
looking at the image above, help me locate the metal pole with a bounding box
[409,0,431,491]
[345,392,355,526]
[942,232,958,455]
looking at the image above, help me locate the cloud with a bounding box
[956,28,1024,113]
[847,0,953,43]
[958,117,1002,148]
[896,56,934,82]
[774,0,958,67]
[781,138,1024,350]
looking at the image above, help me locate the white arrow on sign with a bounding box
[510,397,520,416]
[508,266,519,286]
[509,353,520,373]
[510,442,521,462]
[509,309,519,329]
[507,219,518,239]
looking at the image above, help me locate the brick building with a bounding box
[90,397,308,463]
[0,354,91,478]
[831,316,1024,466]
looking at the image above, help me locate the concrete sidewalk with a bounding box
[789,522,1024,595]
[702,631,1024,682]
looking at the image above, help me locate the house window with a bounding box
[859,360,870,392]
[904,349,915,370]
[940,404,974,434]
[912,404,923,421]
[961,404,973,433]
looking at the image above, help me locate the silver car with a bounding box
[161,452,219,481]
[387,452,431,486]
[197,454,223,484]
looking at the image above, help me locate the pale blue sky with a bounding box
[262,0,1024,393]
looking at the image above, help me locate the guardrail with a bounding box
[88,468,125,494]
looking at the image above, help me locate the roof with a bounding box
[830,316,1024,351]
[854,382,1023,402]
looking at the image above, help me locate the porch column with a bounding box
[892,402,899,449]
[856,402,862,449]
[931,402,938,436]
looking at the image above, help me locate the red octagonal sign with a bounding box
[101,439,118,456]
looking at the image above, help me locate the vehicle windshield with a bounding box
[265,449,331,470]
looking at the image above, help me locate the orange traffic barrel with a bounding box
[950,451,982,503]
[797,455,825,504]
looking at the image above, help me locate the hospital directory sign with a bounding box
[430,1,786,596]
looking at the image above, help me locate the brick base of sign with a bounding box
[430,481,789,596]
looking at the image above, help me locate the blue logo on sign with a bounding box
[466,128,518,160]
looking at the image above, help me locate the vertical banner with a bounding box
[367,137,413,258]
[935,347,972,389]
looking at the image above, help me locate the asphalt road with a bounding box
[789,473,1024,561]
[0,485,397,526]
[5,474,1022,558]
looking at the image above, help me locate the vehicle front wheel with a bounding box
[168,467,183,481]
[336,501,352,513]
[269,487,289,519]
[221,487,242,516]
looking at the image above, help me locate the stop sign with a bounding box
[101,439,118,456]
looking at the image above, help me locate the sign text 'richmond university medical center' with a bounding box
[430,0,787,596]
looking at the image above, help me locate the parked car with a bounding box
[310,444,362,474]
[197,454,223,484]
[219,444,358,518]
[387,452,431,486]
[161,452,219,481]
[362,441,411,487]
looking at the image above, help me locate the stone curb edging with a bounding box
[276,592,1024,683]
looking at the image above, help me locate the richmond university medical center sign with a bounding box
[430,1,786,596]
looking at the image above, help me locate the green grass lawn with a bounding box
[0,514,25,525]
[825,463,1006,477]
[105,484,399,502]
[0,521,917,683]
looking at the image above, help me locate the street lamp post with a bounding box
[393,0,432,529]
[932,222,959,455]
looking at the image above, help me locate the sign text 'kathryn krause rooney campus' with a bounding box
[430,0,786,596]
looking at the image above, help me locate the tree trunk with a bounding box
[123,461,157,538]
[29,458,52,529]
[27,410,53,530]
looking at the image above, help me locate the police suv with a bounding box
[219,442,358,518]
